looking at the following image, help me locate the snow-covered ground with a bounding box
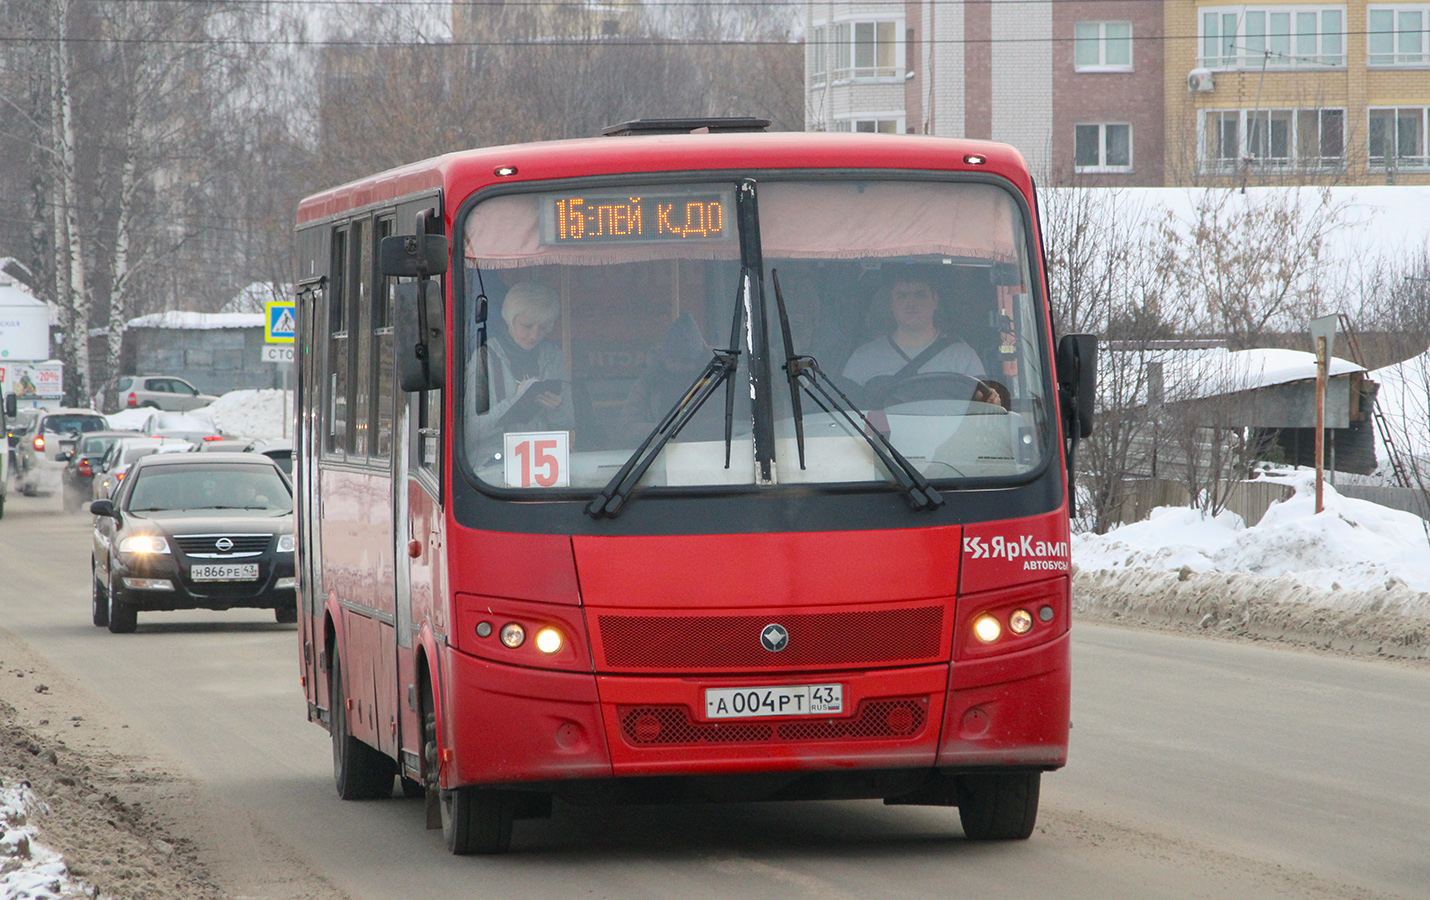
[104,389,293,440]
[1,786,93,900]
[1072,467,1430,617]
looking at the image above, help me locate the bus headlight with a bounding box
[534,627,563,654]
[973,614,1001,643]
[499,623,526,648]
[1009,608,1034,635]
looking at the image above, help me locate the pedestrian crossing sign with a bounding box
[266,300,296,344]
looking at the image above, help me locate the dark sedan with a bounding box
[89,452,296,633]
[61,429,138,512]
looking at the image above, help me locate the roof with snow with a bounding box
[126,311,264,330]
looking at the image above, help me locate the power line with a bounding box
[0,29,1406,47]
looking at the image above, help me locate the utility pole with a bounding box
[1309,315,1338,514]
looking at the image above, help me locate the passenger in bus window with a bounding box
[465,282,572,463]
[841,273,992,407]
[617,313,715,442]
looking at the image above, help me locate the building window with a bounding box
[810,24,827,84]
[1368,6,1430,66]
[1199,6,1345,69]
[830,20,900,81]
[1369,108,1430,169]
[1074,123,1132,171]
[1200,108,1345,172]
[832,116,904,134]
[1073,21,1132,71]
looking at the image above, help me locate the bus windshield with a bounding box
[460,178,1051,493]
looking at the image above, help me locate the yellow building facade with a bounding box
[1165,1,1430,185]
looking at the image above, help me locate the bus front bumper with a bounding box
[440,635,1069,788]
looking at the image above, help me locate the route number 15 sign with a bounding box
[503,431,571,488]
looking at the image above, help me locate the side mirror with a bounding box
[58,450,74,462]
[89,499,117,518]
[4,393,15,417]
[380,234,449,278]
[394,281,446,392]
[1056,333,1097,440]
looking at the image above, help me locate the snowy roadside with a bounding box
[1072,469,1430,659]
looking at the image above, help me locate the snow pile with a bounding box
[1073,468,1430,615]
[1,785,94,900]
[103,408,155,431]
[189,389,292,439]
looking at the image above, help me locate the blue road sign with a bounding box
[266,300,296,344]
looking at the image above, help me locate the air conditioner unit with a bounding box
[1187,68,1215,93]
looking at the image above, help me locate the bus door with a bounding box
[391,198,444,779]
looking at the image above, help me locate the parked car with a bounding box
[142,411,223,444]
[105,375,218,413]
[91,436,191,500]
[61,429,139,512]
[14,408,108,497]
[90,452,296,632]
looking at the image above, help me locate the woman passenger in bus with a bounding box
[464,282,573,464]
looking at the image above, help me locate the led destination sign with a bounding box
[541,192,731,244]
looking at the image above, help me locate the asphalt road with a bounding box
[2,491,1426,900]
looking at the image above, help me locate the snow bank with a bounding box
[1073,468,1430,610]
[1,785,92,900]
[189,389,293,439]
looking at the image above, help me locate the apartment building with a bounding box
[804,1,1430,186]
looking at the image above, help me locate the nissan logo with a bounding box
[215,537,234,552]
[760,624,789,652]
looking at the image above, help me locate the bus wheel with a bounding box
[329,648,394,800]
[956,771,1041,841]
[441,786,517,855]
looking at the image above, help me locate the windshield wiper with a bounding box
[584,345,741,519]
[770,269,944,512]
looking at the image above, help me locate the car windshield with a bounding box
[44,414,106,435]
[459,178,1050,494]
[125,464,293,514]
[81,435,119,456]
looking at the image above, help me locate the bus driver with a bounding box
[841,274,990,405]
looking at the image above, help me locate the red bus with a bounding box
[294,118,1096,855]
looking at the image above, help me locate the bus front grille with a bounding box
[619,698,929,746]
[596,605,944,669]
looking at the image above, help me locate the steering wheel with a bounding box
[873,372,987,406]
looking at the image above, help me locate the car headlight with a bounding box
[119,534,170,554]
[277,534,295,553]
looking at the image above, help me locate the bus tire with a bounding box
[956,771,1040,841]
[329,649,395,800]
[441,786,516,855]
[92,561,109,627]
[107,578,137,634]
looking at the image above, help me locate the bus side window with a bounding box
[326,227,350,457]
[372,216,396,461]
